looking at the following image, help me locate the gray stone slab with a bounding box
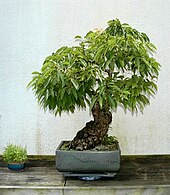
[64,155,170,195]
[64,186,170,195]
[0,187,63,195]
[0,166,64,187]
[0,155,170,195]
[0,156,64,195]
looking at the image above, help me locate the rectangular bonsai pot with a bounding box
[56,141,121,173]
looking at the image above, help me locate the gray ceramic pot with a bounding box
[56,141,121,174]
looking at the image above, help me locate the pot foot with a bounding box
[79,176,101,180]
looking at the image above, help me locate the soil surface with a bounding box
[60,137,119,151]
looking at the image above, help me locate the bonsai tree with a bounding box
[28,19,160,151]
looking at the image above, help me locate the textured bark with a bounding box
[69,104,112,150]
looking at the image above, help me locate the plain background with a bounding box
[0,0,170,155]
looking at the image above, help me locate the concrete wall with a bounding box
[0,0,170,155]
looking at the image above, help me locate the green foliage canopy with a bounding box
[2,144,28,163]
[28,19,160,115]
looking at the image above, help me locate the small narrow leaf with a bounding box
[75,35,82,39]
[72,88,78,100]
[90,97,97,110]
[71,79,79,90]
[135,57,140,68]
[108,96,116,108]
[80,59,87,67]
[98,95,103,108]
[32,71,41,75]
[149,42,157,50]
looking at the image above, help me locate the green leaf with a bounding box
[75,35,82,39]
[72,88,78,100]
[149,42,157,50]
[108,96,116,108]
[108,60,115,70]
[49,88,54,97]
[141,58,151,68]
[94,45,105,61]
[27,76,38,89]
[41,62,50,71]
[98,95,103,108]
[32,71,41,75]
[135,57,140,68]
[123,90,130,95]
[59,73,65,87]
[56,46,68,54]
[80,59,87,66]
[90,97,97,110]
[151,82,158,90]
[119,59,125,68]
[60,88,66,99]
[71,78,79,90]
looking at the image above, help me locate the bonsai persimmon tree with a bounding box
[28,19,160,151]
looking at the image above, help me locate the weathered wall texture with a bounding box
[0,0,170,155]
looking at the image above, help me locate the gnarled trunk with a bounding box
[69,104,112,150]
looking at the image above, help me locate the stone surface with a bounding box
[0,188,63,195]
[64,187,170,195]
[0,155,170,195]
[65,155,170,195]
[0,155,64,195]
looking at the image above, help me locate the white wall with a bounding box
[0,0,170,155]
